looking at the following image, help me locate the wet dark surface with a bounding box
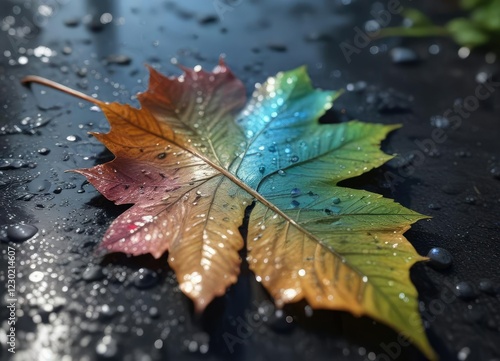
[1,1,500,360]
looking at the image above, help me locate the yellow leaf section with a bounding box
[82,102,253,312]
[165,176,251,312]
[247,201,436,361]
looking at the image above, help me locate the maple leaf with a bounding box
[22,61,436,360]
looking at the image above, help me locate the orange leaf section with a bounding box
[74,60,251,311]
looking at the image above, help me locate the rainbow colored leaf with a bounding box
[22,61,436,360]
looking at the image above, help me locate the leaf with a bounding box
[471,1,500,31]
[402,8,433,27]
[446,18,490,47]
[460,0,489,10]
[22,61,436,360]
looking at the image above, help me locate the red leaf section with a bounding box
[73,60,246,261]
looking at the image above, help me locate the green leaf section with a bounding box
[232,67,436,360]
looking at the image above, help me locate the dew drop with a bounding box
[99,304,116,319]
[266,309,294,333]
[37,147,50,155]
[95,335,118,358]
[457,347,470,361]
[290,188,301,197]
[28,179,51,193]
[66,135,80,142]
[478,279,497,295]
[427,247,452,270]
[6,224,38,243]
[82,264,105,281]
[455,281,476,300]
[290,155,299,163]
[277,169,286,176]
[29,271,44,283]
[131,268,159,289]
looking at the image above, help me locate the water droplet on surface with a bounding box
[455,281,476,300]
[490,166,500,180]
[28,179,51,193]
[29,271,44,282]
[105,54,131,66]
[430,115,450,129]
[290,188,301,197]
[198,14,218,25]
[458,46,471,59]
[464,196,476,204]
[390,47,420,64]
[82,264,105,281]
[277,170,286,176]
[64,17,80,27]
[96,335,118,358]
[428,44,440,55]
[478,279,496,295]
[131,268,158,289]
[6,224,38,242]
[267,43,288,52]
[457,346,470,361]
[99,304,116,319]
[427,247,452,270]
[185,332,209,354]
[346,81,367,92]
[258,165,266,174]
[266,309,294,333]
[0,158,29,170]
[18,56,28,65]
[149,306,160,318]
[331,197,341,204]
[37,147,50,155]
[66,135,81,142]
[428,203,441,210]
[290,155,299,163]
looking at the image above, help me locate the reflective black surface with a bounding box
[1,1,499,360]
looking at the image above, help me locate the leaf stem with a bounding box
[21,75,104,106]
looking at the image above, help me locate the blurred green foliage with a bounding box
[381,0,500,49]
